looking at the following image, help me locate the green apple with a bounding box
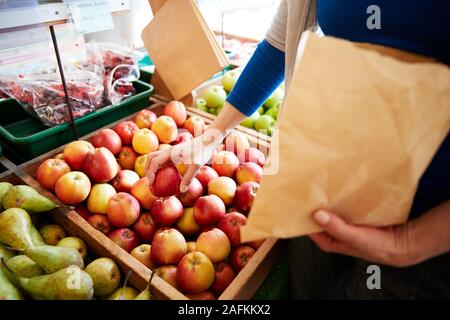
[255,114,276,136]
[265,101,281,120]
[203,85,227,108]
[208,107,218,116]
[264,88,284,109]
[221,70,240,92]
[196,98,208,112]
[258,106,265,115]
[240,111,260,128]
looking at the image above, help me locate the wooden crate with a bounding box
[17,101,283,300]
[0,170,185,300]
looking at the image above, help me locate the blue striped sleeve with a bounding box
[226,39,285,116]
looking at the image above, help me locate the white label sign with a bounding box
[66,0,114,34]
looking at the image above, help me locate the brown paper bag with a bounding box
[141,0,229,100]
[240,31,450,242]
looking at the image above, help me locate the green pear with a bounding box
[57,237,87,261]
[106,287,139,300]
[0,182,13,210]
[2,263,93,300]
[0,245,24,300]
[25,245,84,274]
[135,271,155,300]
[85,258,120,297]
[39,224,66,245]
[0,243,15,261]
[2,185,56,213]
[30,225,46,246]
[134,288,151,300]
[6,255,44,278]
[0,267,24,300]
[0,208,34,250]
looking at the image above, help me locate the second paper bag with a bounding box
[241,32,450,242]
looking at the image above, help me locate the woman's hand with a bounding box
[145,129,223,193]
[145,102,248,192]
[309,202,450,267]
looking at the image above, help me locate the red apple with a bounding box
[150,196,183,227]
[55,171,91,205]
[247,239,265,250]
[230,246,255,272]
[36,158,71,191]
[132,128,159,154]
[196,228,231,263]
[199,225,216,233]
[74,204,92,220]
[130,244,154,269]
[186,291,216,300]
[183,116,205,137]
[234,181,260,214]
[195,166,219,190]
[150,163,182,198]
[176,207,200,236]
[131,177,158,210]
[211,262,235,295]
[90,128,122,155]
[88,214,113,234]
[151,116,178,144]
[176,252,214,294]
[134,109,157,129]
[178,178,203,206]
[113,121,139,145]
[156,265,179,289]
[151,228,187,265]
[207,176,236,206]
[87,183,117,214]
[55,153,64,160]
[224,132,249,155]
[63,140,94,170]
[236,162,263,184]
[83,147,119,183]
[240,147,266,167]
[107,192,140,227]
[108,228,139,253]
[163,101,187,127]
[172,130,193,145]
[118,146,139,170]
[217,212,247,246]
[212,151,240,177]
[111,170,140,193]
[133,213,157,243]
[193,195,226,225]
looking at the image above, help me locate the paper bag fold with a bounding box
[241,32,450,242]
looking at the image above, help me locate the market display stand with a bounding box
[0,0,131,141]
[3,101,284,300]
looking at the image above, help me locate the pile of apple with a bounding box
[35,101,266,300]
[195,69,284,136]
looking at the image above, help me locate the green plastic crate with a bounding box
[0,80,154,163]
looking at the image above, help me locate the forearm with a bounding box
[408,200,450,263]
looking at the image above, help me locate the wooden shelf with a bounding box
[0,0,130,32]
